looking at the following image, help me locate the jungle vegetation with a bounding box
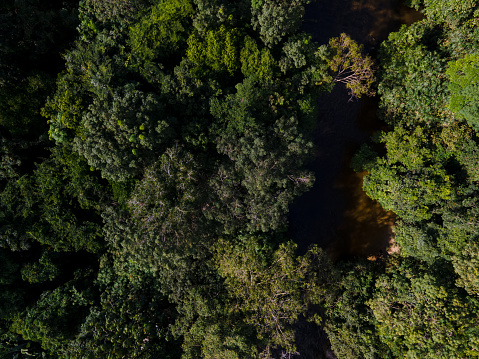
[0,0,478,358]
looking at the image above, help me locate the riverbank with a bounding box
[288,0,423,260]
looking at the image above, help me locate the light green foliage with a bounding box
[327,257,479,359]
[327,33,375,99]
[215,236,331,353]
[446,53,479,131]
[366,123,479,262]
[364,126,455,222]
[187,25,241,75]
[128,0,193,66]
[194,322,257,359]
[240,35,275,80]
[439,123,479,182]
[417,0,478,24]
[179,314,258,359]
[368,258,479,358]
[41,33,120,142]
[452,241,479,296]
[42,71,85,142]
[251,0,305,47]
[392,221,441,262]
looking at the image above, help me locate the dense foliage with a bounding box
[326,0,479,357]
[0,0,375,357]
[2,0,478,358]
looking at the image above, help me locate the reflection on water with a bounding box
[288,0,423,260]
[302,0,424,49]
[327,169,396,261]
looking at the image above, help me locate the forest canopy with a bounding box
[1,0,479,358]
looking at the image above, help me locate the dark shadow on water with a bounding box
[289,0,423,259]
[302,0,424,50]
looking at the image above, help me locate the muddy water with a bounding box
[288,0,423,261]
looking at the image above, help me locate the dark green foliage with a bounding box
[350,143,378,172]
[0,0,409,356]
[209,115,314,233]
[128,145,205,247]
[21,251,60,284]
[0,146,105,253]
[324,261,388,359]
[73,85,175,181]
[378,22,451,126]
[10,276,94,354]
[0,71,54,137]
[0,249,25,321]
[63,272,180,359]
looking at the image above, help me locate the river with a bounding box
[288,0,423,261]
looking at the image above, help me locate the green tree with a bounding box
[187,25,241,75]
[128,0,193,71]
[0,71,53,137]
[446,53,479,131]
[324,261,388,359]
[363,126,455,222]
[63,271,180,359]
[73,85,175,181]
[215,236,332,353]
[240,35,275,80]
[378,22,450,126]
[209,116,314,233]
[251,0,306,47]
[127,145,206,248]
[9,279,94,354]
[368,258,479,358]
[0,146,105,253]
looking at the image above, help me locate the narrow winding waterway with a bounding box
[288,0,423,261]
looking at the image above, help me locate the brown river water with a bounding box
[288,0,423,261]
